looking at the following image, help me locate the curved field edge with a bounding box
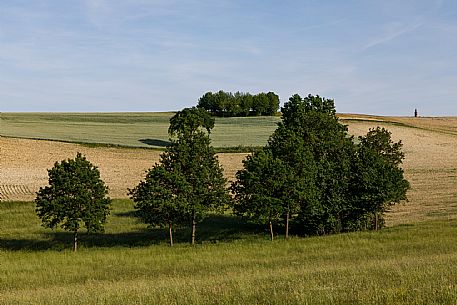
[339,113,457,137]
[0,134,261,153]
[0,200,457,304]
[2,112,457,149]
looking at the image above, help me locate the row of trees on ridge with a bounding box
[197,90,280,116]
[34,94,409,250]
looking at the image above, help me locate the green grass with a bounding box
[1,200,457,304]
[0,112,280,149]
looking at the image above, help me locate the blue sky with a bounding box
[1,0,456,115]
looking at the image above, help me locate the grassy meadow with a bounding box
[2,200,457,304]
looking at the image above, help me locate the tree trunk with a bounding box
[73,230,78,252]
[191,214,196,245]
[375,212,379,231]
[269,220,274,241]
[169,222,173,247]
[285,212,290,240]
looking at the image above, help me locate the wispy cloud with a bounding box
[363,21,424,50]
[1,1,457,114]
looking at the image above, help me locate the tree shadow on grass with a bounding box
[0,215,265,251]
[197,214,264,242]
[114,210,137,218]
[139,139,170,147]
[0,238,66,251]
[0,229,164,251]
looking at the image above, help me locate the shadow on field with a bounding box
[0,215,264,251]
[114,210,137,218]
[139,138,170,147]
[0,231,162,251]
[178,215,264,244]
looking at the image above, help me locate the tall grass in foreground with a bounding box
[1,200,457,304]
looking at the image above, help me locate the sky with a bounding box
[1,0,456,115]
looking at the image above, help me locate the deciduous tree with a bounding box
[129,165,187,246]
[232,150,286,240]
[348,128,410,230]
[35,153,111,251]
[169,106,214,136]
[132,107,230,245]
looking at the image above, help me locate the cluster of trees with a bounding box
[35,108,230,250]
[232,94,410,238]
[34,95,409,250]
[197,90,280,117]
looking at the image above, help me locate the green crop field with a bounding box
[3,112,457,150]
[1,200,457,305]
[0,112,280,149]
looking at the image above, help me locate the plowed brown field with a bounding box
[2,115,457,226]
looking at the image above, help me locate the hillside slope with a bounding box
[1,114,457,226]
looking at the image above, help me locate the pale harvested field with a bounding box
[2,114,457,226]
[342,115,457,226]
[0,137,246,201]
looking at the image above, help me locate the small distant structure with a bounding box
[414,108,418,118]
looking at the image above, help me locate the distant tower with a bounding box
[414,108,418,118]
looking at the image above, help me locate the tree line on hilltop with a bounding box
[32,93,410,251]
[197,90,280,117]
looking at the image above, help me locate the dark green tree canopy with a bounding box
[35,153,111,251]
[232,93,409,237]
[169,107,215,136]
[231,150,286,240]
[269,95,354,235]
[278,94,345,143]
[232,150,287,221]
[347,128,410,229]
[231,146,317,240]
[129,163,188,246]
[130,165,187,228]
[359,127,405,165]
[197,90,280,117]
[163,131,230,220]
